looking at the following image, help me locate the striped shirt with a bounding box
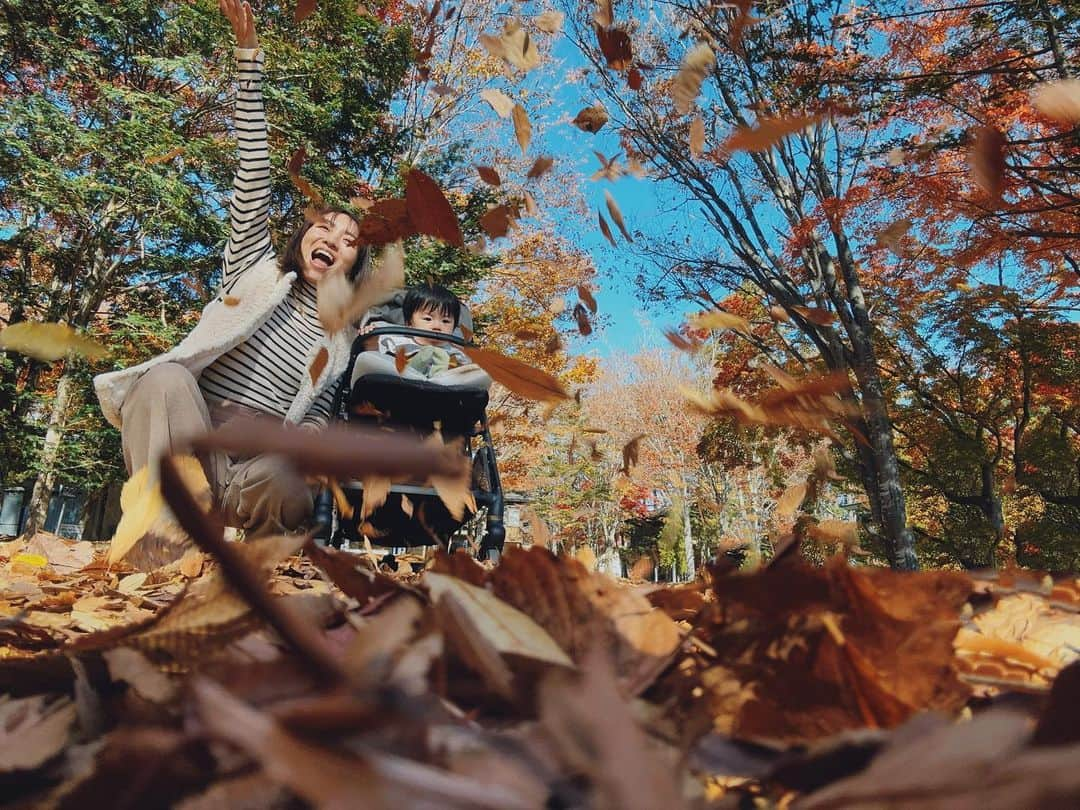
[198,49,335,429]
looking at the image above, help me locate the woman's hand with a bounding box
[219,0,258,49]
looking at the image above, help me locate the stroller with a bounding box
[312,293,505,562]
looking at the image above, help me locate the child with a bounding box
[364,284,472,379]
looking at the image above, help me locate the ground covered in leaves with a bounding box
[2,524,1079,809]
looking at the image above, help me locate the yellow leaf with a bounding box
[12,553,48,568]
[512,103,532,154]
[689,309,751,335]
[534,10,564,34]
[0,322,109,362]
[426,572,574,667]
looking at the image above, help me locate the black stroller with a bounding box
[312,294,505,562]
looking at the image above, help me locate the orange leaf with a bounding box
[768,304,790,323]
[689,308,751,335]
[222,295,241,307]
[461,346,569,402]
[603,191,632,241]
[596,26,632,71]
[512,103,532,154]
[776,482,808,519]
[476,165,501,186]
[594,0,613,27]
[1031,79,1080,123]
[394,346,407,374]
[791,305,835,326]
[355,198,414,246]
[309,346,329,385]
[287,147,325,207]
[723,114,821,153]
[405,169,464,247]
[689,116,705,158]
[146,146,184,165]
[970,125,1006,203]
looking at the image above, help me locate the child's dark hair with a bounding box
[403,283,461,327]
[281,207,370,281]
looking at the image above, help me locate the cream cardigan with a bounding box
[93,256,353,429]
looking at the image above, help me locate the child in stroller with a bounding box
[313,287,504,562]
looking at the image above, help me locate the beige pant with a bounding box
[120,362,314,537]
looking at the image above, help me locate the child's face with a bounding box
[408,306,455,345]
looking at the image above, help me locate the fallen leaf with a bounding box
[593,0,613,27]
[222,295,241,306]
[874,218,912,254]
[480,88,515,118]
[603,190,633,242]
[573,105,609,133]
[791,304,835,326]
[104,647,177,703]
[723,114,821,153]
[1031,79,1080,123]
[768,304,791,323]
[673,42,714,114]
[0,322,109,362]
[526,155,553,179]
[355,198,415,246]
[512,103,532,154]
[461,346,569,402]
[523,191,539,216]
[405,169,465,247]
[0,696,76,772]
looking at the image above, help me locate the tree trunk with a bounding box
[23,365,77,536]
[682,486,695,581]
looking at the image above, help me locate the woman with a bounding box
[95,0,365,539]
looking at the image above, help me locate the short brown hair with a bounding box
[280,207,370,282]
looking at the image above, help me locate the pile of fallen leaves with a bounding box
[3,503,1079,807]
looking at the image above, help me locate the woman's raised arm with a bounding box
[219,0,273,292]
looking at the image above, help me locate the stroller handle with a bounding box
[358,325,472,349]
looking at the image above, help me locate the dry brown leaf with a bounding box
[295,0,317,23]
[0,322,109,363]
[596,26,633,71]
[603,190,633,242]
[689,115,706,157]
[475,165,501,186]
[621,433,646,476]
[768,304,791,323]
[523,191,539,216]
[0,696,77,772]
[1032,79,1080,123]
[479,205,513,239]
[405,169,465,247]
[222,295,240,306]
[673,42,714,114]
[526,155,553,179]
[461,346,568,402]
[723,114,822,153]
[573,105,609,133]
[286,147,324,207]
[355,198,415,246]
[317,242,403,333]
[577,284,598,313]
[534,10,564,34]
[970,125,1006,203]
[791,304,835,326]
[776,482,808,519]
[874,218,912,254]
[597,211,617,247]
[146,146,184,165]
[360,476,391,520]
[689,308,751,335]
[510,103,532,155]
[497,20,541,72]
[573,303,592,336]
[393,345,408,374]
[308,346,328,385]
[664,329,702,352]
[479,88,514,118]
[103,647,177,703]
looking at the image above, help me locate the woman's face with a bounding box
[299,212,361,285]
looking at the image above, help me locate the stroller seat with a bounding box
[349,372,488,438]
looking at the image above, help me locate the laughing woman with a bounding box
[94,0,366,538]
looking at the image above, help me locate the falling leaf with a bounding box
[394,346,407,374]
[689,115,706,157]
[526,156,554,179]
[479,205,513,239]
[603,191,633,242]
[511,103,532,154]
[593,0,613,27]
[768,304,791,323]
[621,434,646,475]
[723,114,822,153]
[573,303,592,336]
[308,346,328,385]
[431,83,455,97]
[360,475,391,520]
[970,125,1006,203]
[295,0,318,23]
[523,191,539,216]
[673,42,714,114]
[874,218,912,254]
[596,26,633,71]
[597,211,617,246]
[573,105,609,133]
[0,322,109,362]
[475,165,501,186]
[664,329,702,352]
[1031,79,1080,123]
[146,146,184,165]
[461,346,569,402]
[480,88,515,118]
[286,147,324,207]
[405,169,465,247]
[776,482,808,519]
[500,20,542,72]
[355,198,415,246]
[791,304,835,326]
[689,308,751,335]
[534,10,564,34]
[578,284,598,313]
